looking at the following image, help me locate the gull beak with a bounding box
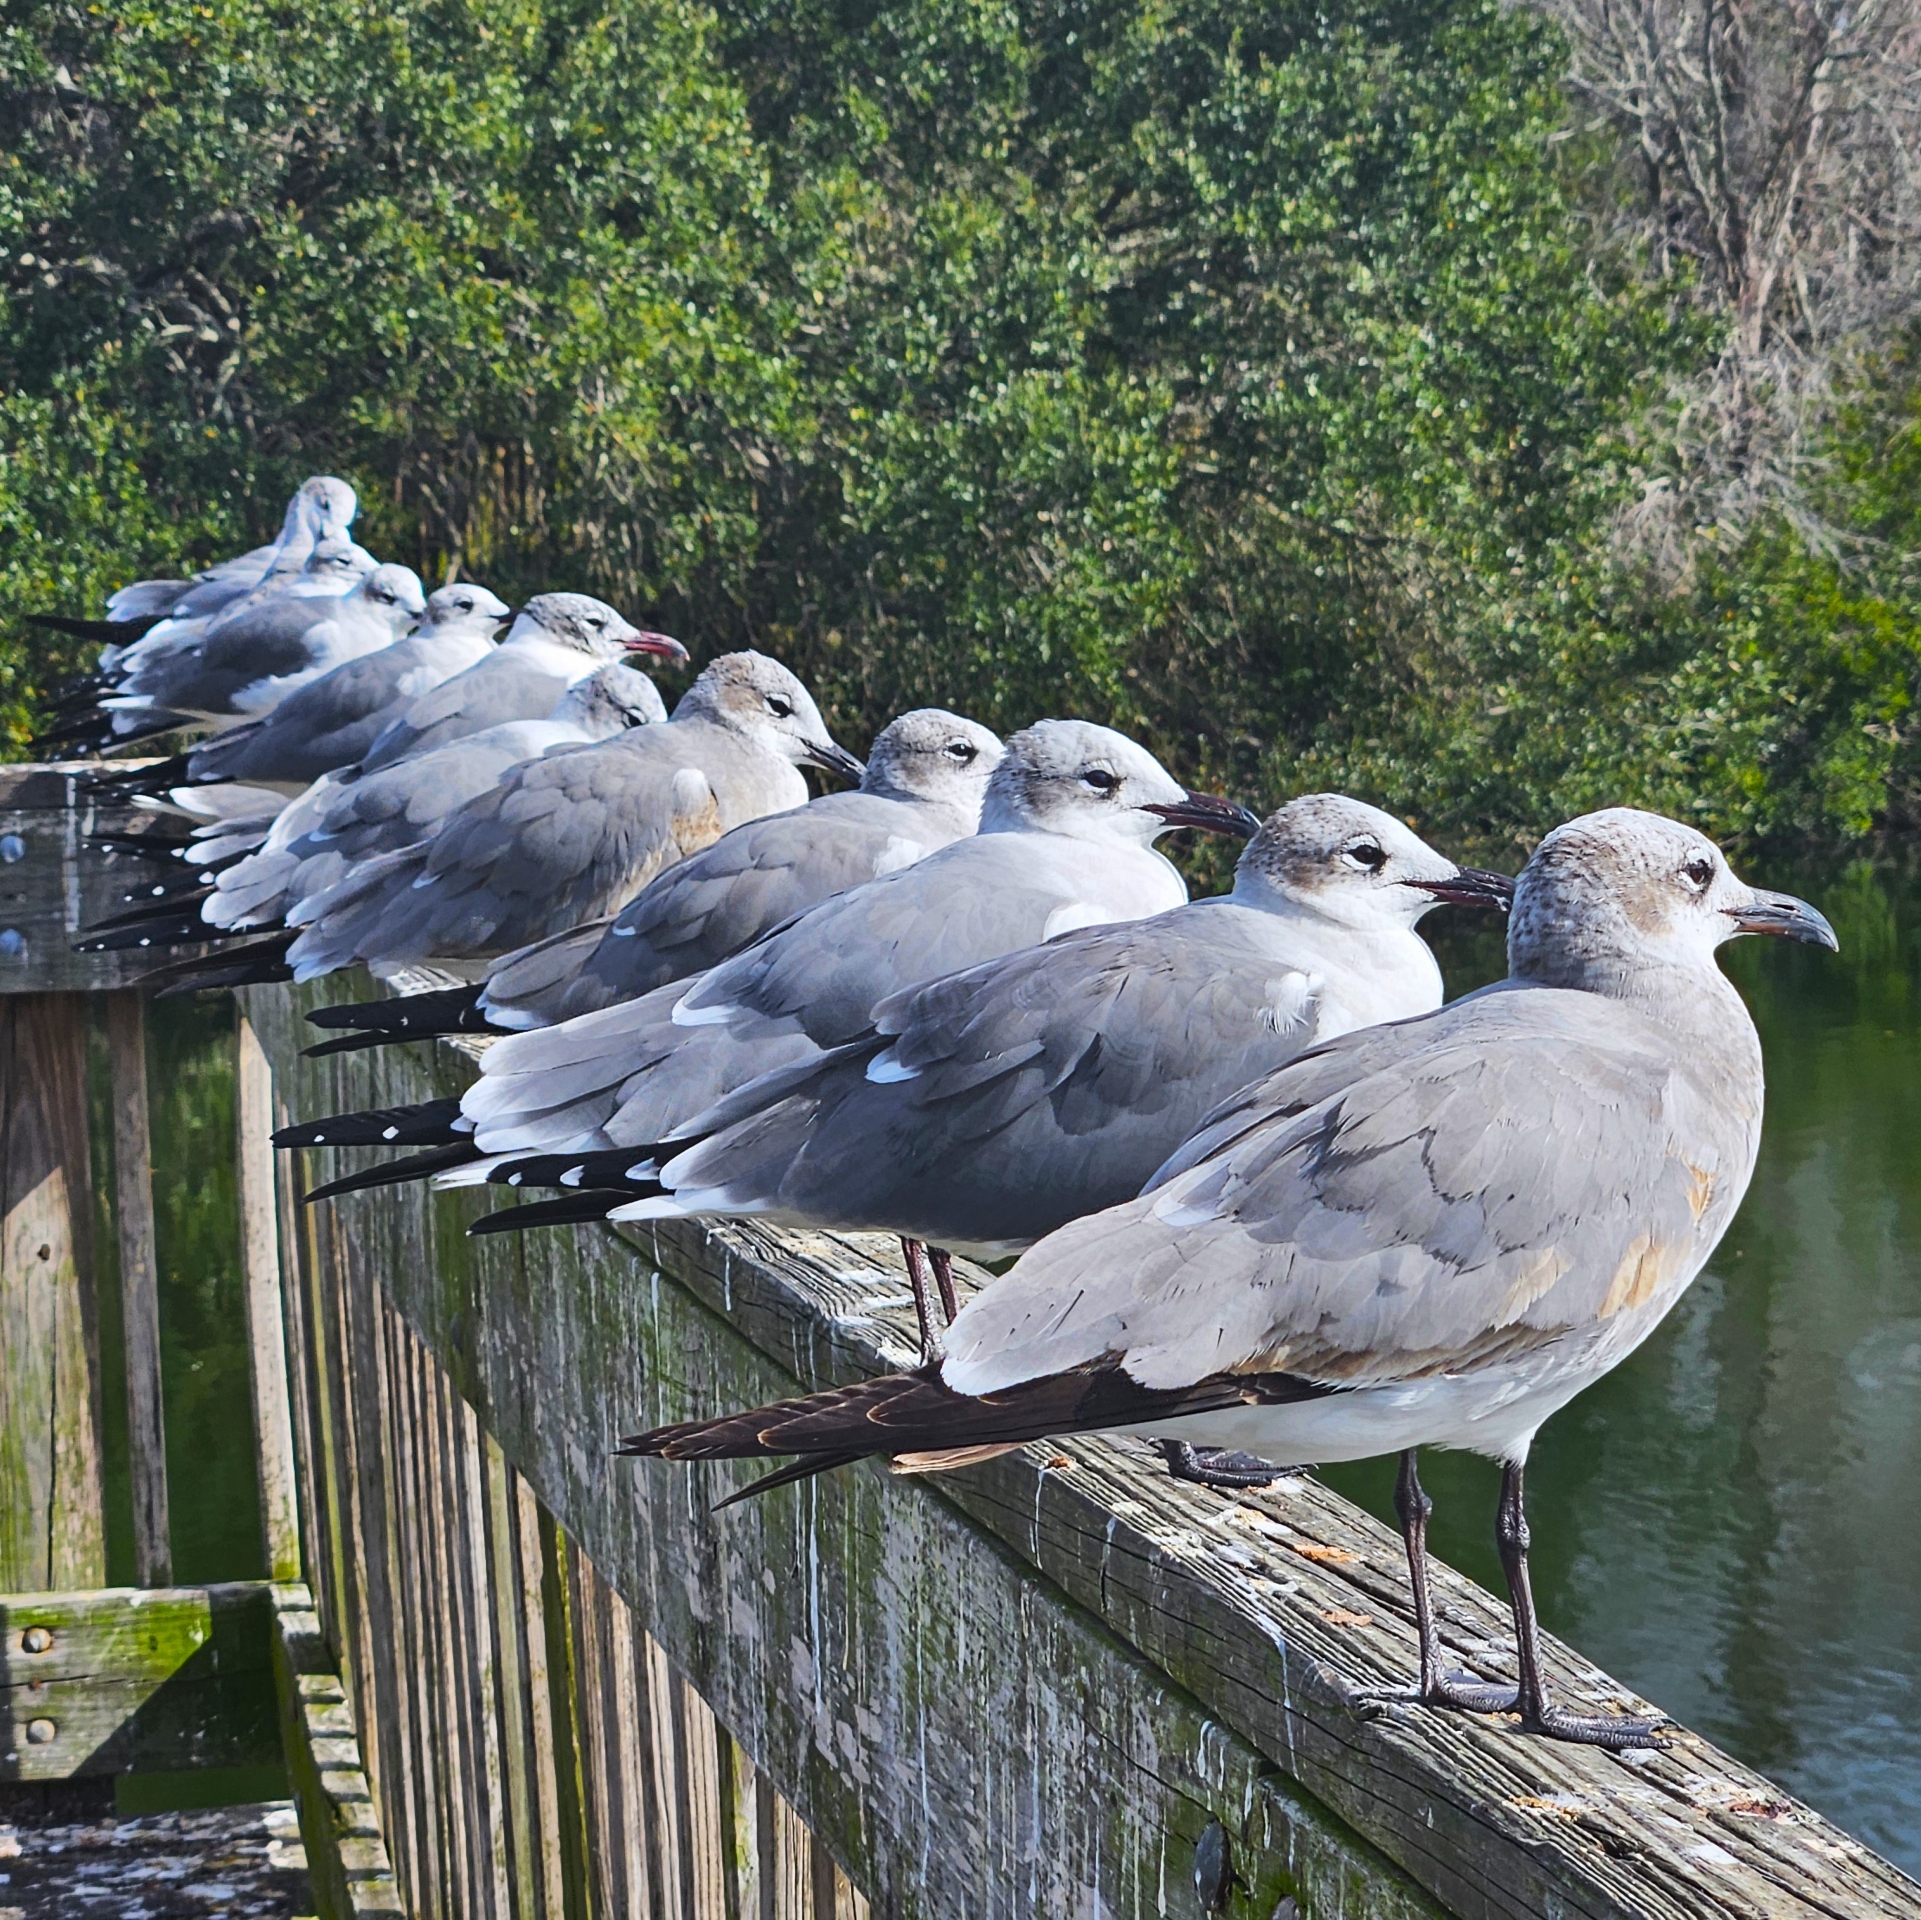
[1409,867,1515,913]
[622,630,691,665]
[804,739,866,784]
[1143,791,1264,839]
[1728,888,1838,950]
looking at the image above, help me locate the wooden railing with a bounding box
[6,762,1921,1919]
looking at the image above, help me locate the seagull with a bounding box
[302,707,1006,1054]
[273,722,1257,1329]
[171,583,513,793]
[551,799,1510,1368]
[619,807,1836,1747]
[280,652,863,981]
[54,539,392,753]
[30,476,357,654]
[74,665,668,964]
[356,593,687,772]
[88,583,515,813]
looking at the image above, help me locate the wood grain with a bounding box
[106,990,170,1587]
[245,971,1921,1920]
[0,1581,277,1780]
[0,765,210,998]
[0,991,105,1593]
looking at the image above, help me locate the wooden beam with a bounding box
[0,765,206,997]
[0,1582,278,1780]
[249,973,1921,1920]
[236,1007,300,1583]
[0,992,106,1593]
[107,990,170,1588]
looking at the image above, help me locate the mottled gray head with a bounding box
[357,564,428,626]
[508,593,689,668]
[1510,807,1836,991]
[298,476,358,540]
[980,719,1259,848]
[551,663,669,736]
[1233,794,1512,928]
[421,583,511,636]
[301,536,377,588]
[671,651,865,781]
[860,710,1003,817]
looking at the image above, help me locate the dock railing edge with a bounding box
[251,968,1921,1920]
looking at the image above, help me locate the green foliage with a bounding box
[3,0,1917,850]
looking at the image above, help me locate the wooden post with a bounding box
[107,990,170,1587]
[236,1006,300,1583]
[0,992,106,1592]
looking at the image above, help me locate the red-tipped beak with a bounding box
[1409,867,1515,912]
[1142,791,1263,839]
[623,630,690,664]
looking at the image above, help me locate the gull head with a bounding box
[980,719,1259,847]
[421,583,511,638]
[509,593,689,667]
[1510,807,1836,991]
[358,564,428,630]
[302,535,377,588]
[674,651,865,782]
[297,475,359,540]
[1232,793,1513,930]
[552,663,669,735]
[860,709,1004,818]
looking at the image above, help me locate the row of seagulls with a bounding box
[47,481,1839,1751]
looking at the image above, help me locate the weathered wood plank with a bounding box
[272,1581,406,1919]
[249,975,1921,1920]
[0,765,206,997]
[0,1582,276,1779]
[106,990,170,1588]
[236,1011,300,1582]
[0,991,106,1593]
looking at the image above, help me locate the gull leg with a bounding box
[1394,1449,1518,1714]
[900,1238,941,1363]
[1152,1439,1285,1490]
[929,1246,960,1324]
[1494,1461,1667,1750]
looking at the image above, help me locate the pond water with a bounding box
[116,865,1921,1869]
[1327,860,1921,1874]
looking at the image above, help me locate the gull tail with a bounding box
[468,1191,641,1236]
[302,985,489,1057]
[617,1361,1332,1491]
[274,1098,468,1150]
[302,1143,486,1203]
[25,612,167,643]
[146,934,297,994]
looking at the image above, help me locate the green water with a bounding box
[105,885,1921,1867]
[1327,862,1921,1874]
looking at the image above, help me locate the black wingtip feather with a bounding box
[467,1190,637,1236]
[273,1097,466,1150]
[302,1143,484,1202]
[304,985,488,1038]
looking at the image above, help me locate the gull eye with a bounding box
[1082,768,1119,793]
[944,742,977,763]
[767,695,794,719]
[1342,839,1387,872]
[1682,855,1715,892]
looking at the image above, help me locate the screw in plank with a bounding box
[20,1627,52,1654]
[25,1719,56,1745]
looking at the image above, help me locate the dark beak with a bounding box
[804,739,866,784]
[1409,867,1515,913]
[1142,791,1263,839]
[1729,888,1838,950]
[622,630,691,665]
